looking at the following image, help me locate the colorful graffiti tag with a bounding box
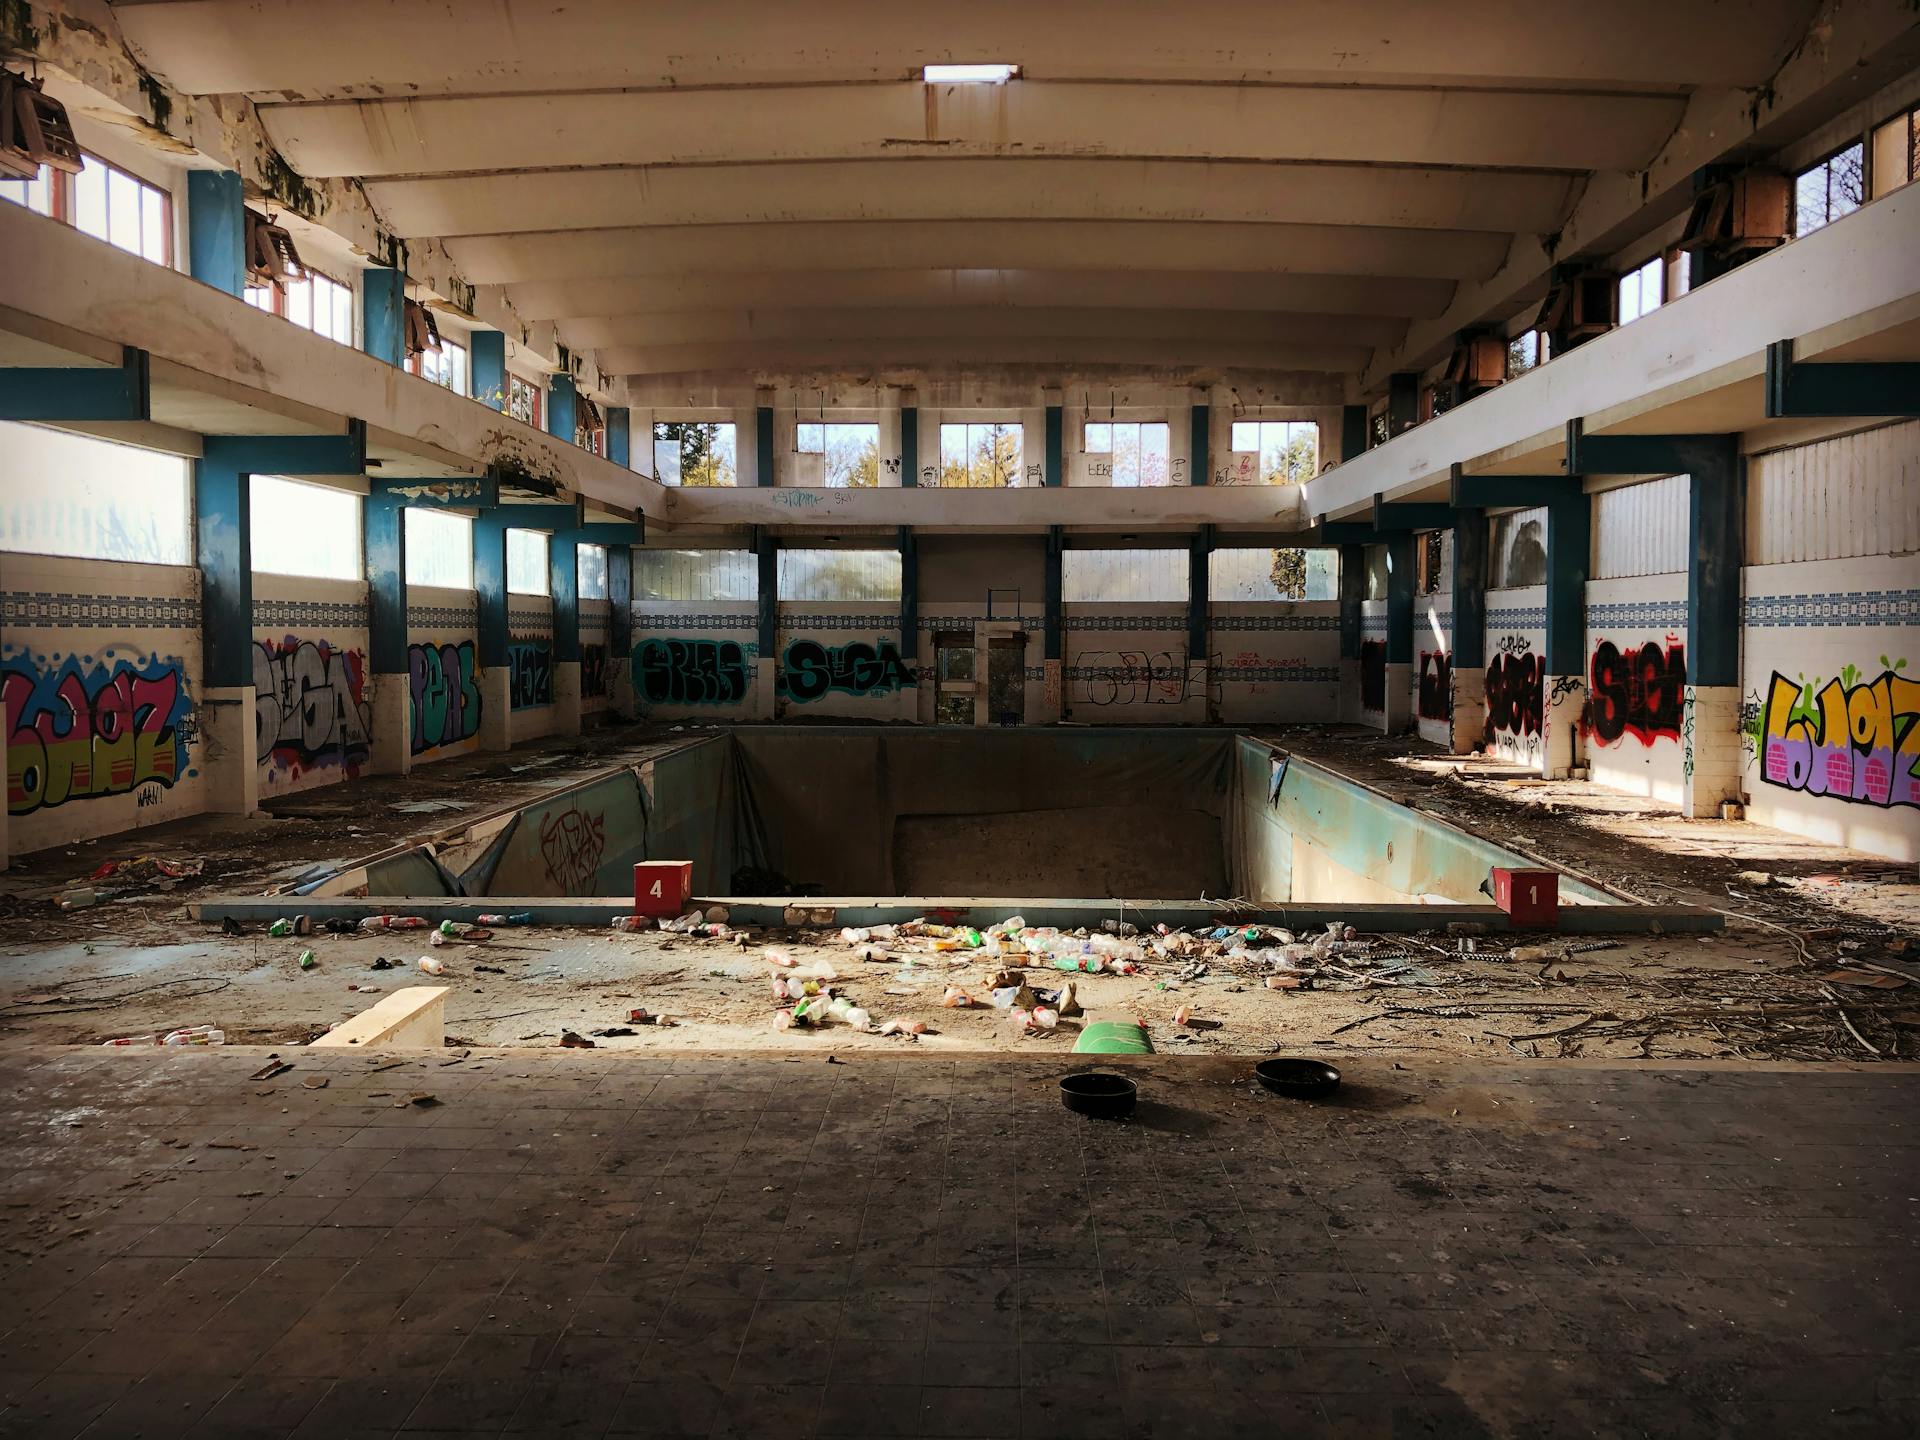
[1417,650,1452,722]
[1359,641,1386,712]
[635,638,752,706]
[1755,660,1918,809]
[408,640,482,755]
[778,638,916,703]
[254,638,371,777]
[4,653,195,815]
[1588,638,1685,747]
[1484,647,1543,748]
[508,640,554,710]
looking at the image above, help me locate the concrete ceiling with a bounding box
[109,0,1833,395]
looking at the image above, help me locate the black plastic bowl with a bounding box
[1060,1071,1138,1119]
[1254,1058,1342,1099]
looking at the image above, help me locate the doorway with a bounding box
[986,636,1026,725]
[932,631,974,725]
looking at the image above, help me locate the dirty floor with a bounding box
[0,1047,1913,1438]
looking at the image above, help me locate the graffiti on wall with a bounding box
[1588,638,1685,747]
[1752,659,1918,809]
[1359,641,1386,712]
[1484,643,1543,749]
[1072,649,1199,708]
[1418,650,1452,722]
[4,653,195,815]
[409,640,482,755]
[254,638,371,777]
[539,804,607,891]
[508,640,553,710]
[580,643,609,700]
[778,637,915,703]
[635,638,752,706]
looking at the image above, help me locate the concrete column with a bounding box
[1386,373,1419,439]
[1684,685,1745,817]
[548,374,577,444]
[362,268,404,367]
[364,491,411,776]
[755,404,775,487]
[1189,397,1209,486]
[1044,403,1063,487]
[901,404,919,488]
[753,658,778,721]
[471,331,506,411]
[196,687,260,817]
[1385,532,1415,733]
[549,530,581,737]
[1685,443,1744,817]
[1542,491,1592,779]
[186,171,244,298]
[1337,542,1363,724]
[607,543,636,719]
[606,406,631,468]
[1340,404,1368,461]
[1449,512,1488,753]
[1449,668,1487,754]
[474,516,511,751]
[196,442,257,814]
[552,662,583,736]
[756,537,778,716]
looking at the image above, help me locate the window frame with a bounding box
[246,265,355,347]
[1870,104,1920,200]
[408,336,470,395]
[795,420,883,488]
[248,474,362,582]
[508,374,544,429]
[1081,420,1172,487]
[506,527,552,597]
[936,421,1025,488]
[403,506,475,590]
[1616,255,1663,326]
[2,151,171,267]
[1226,419,1320,486]
[1793,140,1866,238]
[652,420,740,488]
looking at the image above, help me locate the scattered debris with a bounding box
[248,1059,293,1082]
[300,1075,329,1090]
[559,1030,596,1049]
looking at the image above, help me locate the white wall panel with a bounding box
[1591,475,1688,579]
[1747,421,1920,565]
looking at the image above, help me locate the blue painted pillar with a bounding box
[1385,533,1416,667]
[1190,402,1209,485]
[363,268,404,367]
[1688,441,1742,690]
[1448,514,1490,754]
[756,537,778,661]
[1044,526,1064,720]
[550,527,582,735]
[900,405,918,488]
[474,514,511,751]
[1188,529,1212,715]
[756,406,775,487]
[898,527,918,662]
[1341,404,1369,460]
[549,374,577,444]
[195,441,254,812]
[606,406,631,468]
[1543,490,1592,776]
[471,331,506,411]
[365,490,411,772]
[1044,404,1063,487]
[187,171,245,298]
[607,541,634,717]
[1337,543,1364,662]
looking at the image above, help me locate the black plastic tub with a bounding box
[1060,1071,1138,1119]
[1254,1058,1341,1099]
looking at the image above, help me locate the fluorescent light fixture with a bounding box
[923,63,1019,83]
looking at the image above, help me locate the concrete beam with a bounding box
[309,986,450,1049]
[597,338,1372,380]
[660,482,1310,533]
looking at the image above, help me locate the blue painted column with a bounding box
[756,537,778,717]
[1384,531,1417,733]
[898,527,918,663]
[1190,402,1209,485]
[607,541,635,717]
[606,406,631,468]
[471,331,506,411]
[1341,404,1369,460]
[1189,528,1213,720]
[1338,541,1364,723]
[549,374,577,444]
[1687,440,1745,817]
[186,171,244,297]
[1043,527,1064,720]
[195,441,253,814]
[1044,404,1063,487]
[1449,512,1489,753]
[1539,490,1593,777]
[363,268,404,367]
[900,405,918,487]
[549,527,582,736]
[365,490,411,773]
[474,514,511,751]
[756,406,775,487]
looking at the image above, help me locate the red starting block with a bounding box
[633,861,693,917]
[1490,867,1559,928]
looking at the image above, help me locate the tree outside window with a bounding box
[1229,421,1319,485]
[937,423,1023,487]
[654,422,738,487]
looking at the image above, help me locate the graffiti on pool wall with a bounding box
[1484,647,1543,748]
[1359,641,1386,712]
[1071,649,1199,707]
[580,644,609,700]
[1418,650,1452,722]
[408,640,482,755]
[254,638,371,776]
[1588,638,1685,747]
[635,638,752,706]
[508,641,553,710]
[4,653,195,815]
[1752,659,1919,809]
[778,638,915,703]
[538,805,607,891]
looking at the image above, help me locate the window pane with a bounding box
[1062,548,1188,602]
[1111,422,1141,487]
[1230,420,1260,451]
[1830,141,1864,220]
[332,280,354,345]
[1794,163,1830,237]
[823,423,879,487]
[1140,422,1170,487]
[506,527,550,595]
[0,422,192,565]
[796,422,824,453]
[938,423,968,486]
[74,157,107,239]
[404,507,473,588]
[140,186,167,263]
[671,422,736,487]
[577,543,609,600]
[1209,547,1339,601]
[634,548,758,601]
[1084,422,1111,453]
[107,169,140,254]
[246,285,276,312]
[653,436,682,485]
[0,164,54,215]
[250,474,360,580]
[778,548,901,600]
[287,279,313,329]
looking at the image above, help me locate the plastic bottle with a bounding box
[840,927,871,945]
[418,956,445,976]
[298,950,317,970]
[477,913,532,926]
[764,948,797,968]
[610,915,651,932]
[161,1026,225,1046]
[438,921,475,937]
[269,918,295,937]
[101,1034,157,1047]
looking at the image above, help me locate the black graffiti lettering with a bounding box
[580,644,609,699]
[408,640,482,754]
[1360,641,1387,712]
[1484,650,1543,742]
[253,639,372,773]
[635,638,750,706]
[1589,639,1686,746]
[1418,649,1452,722]
[778,638,915,704]
[508,642,554,710]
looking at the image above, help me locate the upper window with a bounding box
[1416,531,1444,596]
[1228,421,1319,486]
[654,421,738,487]
[1062,548,1189,603]
[1505,330,1542,379]
[508,374,543,428]
[250,475,360,581]
[411,338,468,395]
[634,548,758,602]
[937,422,1023,488]
[506,528,550,596]
[797,422,881,487]
[1794,142,1864,237]
[1083,422,1171,487]
[1871,106,1919,201]
[1,153,170,267]
[404,507,472,589]
[578,543,609,601]
[1616,256,1663,325]
[779,548,902,601]
[247,267,354,347]
[1208,548,1339,602]
[0,422,191,565]
[576,423,605,457]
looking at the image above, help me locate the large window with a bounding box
[937,422,1023,488]
[508,374,544,428]
[507,528,550,596]
[250,475,360,581]
[1871,105,1920,200]
[1505,331,1543,379]
[1208,548,1339,602]
[1,153,170,267]
[403,508,472,589]
[654,421,738,487]
[1228,421,1319,485]
[1062,548,1189,603]
[634,549,758,602]
[246,267,354,347]
[578,543,609,600]
[1616,255,1663,325]
[411,339,468,395]
[1083,422,1171,487]
[778,548,901,601]
[797,422,880,487]
[1794,142,1865,237]
[0,422,191,565]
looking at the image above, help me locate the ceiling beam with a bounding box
[597,337,1374,377]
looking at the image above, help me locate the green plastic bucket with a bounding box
[1072,1020,1155,1056]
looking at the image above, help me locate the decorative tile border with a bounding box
[1212,614,1339,632]
[251,598,366,631]
[633,612,758,631]
[1360,615,1390,635]
[2,590,200,630]
[1216,665,1342,683]
[579,612,610,633]
[916,614,1045,632]
[1585,600,1688,631]
[407,604,477,630]
[1743,588,1920,629]
[507,608,552,631]
[1486,606,1547,630]
[776,611,902,631]
[1062,614,1187,632]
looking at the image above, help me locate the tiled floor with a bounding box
[0,1049,1913,1439]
